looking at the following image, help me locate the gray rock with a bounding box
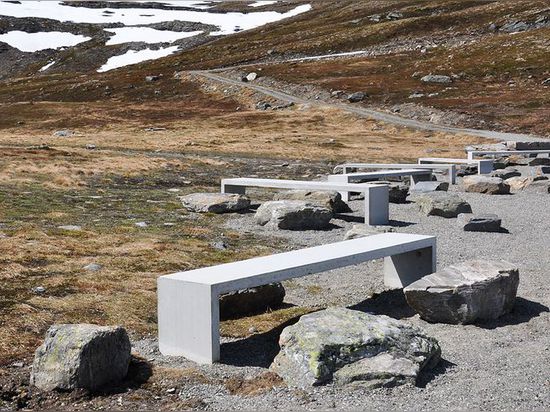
[246,72,258,82]
[32,286,46,294]
[410,181,449,193]
[331,90,344,98]
[219,283,285,319]
[272,190,351,213]
[347,91,368,103]
[145,75,160,82]
[53,129,74,137]
[414,193,472,218]
[389,184,409,203]
[404,260,519,324]
[180,193,250,214]
[458,213,502,232]
[85,144,96,150]
[456,165,478,177]
[529,156,550,166]
[500,21,530,33]
[57,225,82,231]
[31,324,131,391]
[506,141,550,150]
[83,263,102,272]
[270,308,440,388]
[344,224,395,240]
[386,11,403,20]
[135,221,148,228]
[505,176,534,192]
[491,167,521,180]
[462,175,510,195]
[255,200,332,230]
[534,166,550,175]
[420,75,452,84]
[210,240,228,250]
[256,101,271,110]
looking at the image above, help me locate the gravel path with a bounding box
[136,171,550,411]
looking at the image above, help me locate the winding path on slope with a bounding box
[192,70,545,143]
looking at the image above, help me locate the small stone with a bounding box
[145,75,160,82]
[491,167,521,180]
[85,144,96,150]
[457,213,502,232]
[135,221,148,228]
[331,90,344,98]
[256,101,271,110]
[32,286,46,294]
[420,75,452,84]
[57,225,82,231]
[83,263,102,272]
[246,72,258,82]
[347,91,368,103]
[210,240,228,250]
[248,326,258,334]
[166,388,176,394]
[53,129,74,137]
[11,362,24,368]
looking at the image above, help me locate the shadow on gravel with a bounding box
[474,297,549,329]
[416,358,457,388]
[334,214,416,228]
[349,289,416,319]
[220,311,310,368]
[94,355,153,396]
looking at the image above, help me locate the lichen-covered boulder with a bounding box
[410,181,449,193]
[404,260,519,324]
[179,192,250,213]
[220,283,285,319]
[31,324,131,391]
[413,193,472,218]
[343,224,395,240]
[272,190,351,213]
[255,200,332,230]
[270,308,440,388]
[462,176,510,194]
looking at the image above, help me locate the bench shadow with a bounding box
[473,297,549,329]
[348,289,416,319]
[334,214,416,228]
[220,314,305,368]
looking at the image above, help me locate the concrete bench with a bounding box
[333,163,457,184]
[327,169,433,201]
[158,233,437,364]
[466,150,550,160]
[221,178,389,226]
[418,157,494,175]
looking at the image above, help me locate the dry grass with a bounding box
[225,372,285,396]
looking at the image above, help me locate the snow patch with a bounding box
[97,46,180,72]
[105,27,202,45]
[249,1,278,7]
[39,60,56,72]
[0,30,91,52]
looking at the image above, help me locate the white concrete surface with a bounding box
[418,157,494,174]
[221,178,390,225]
[333,163,457,184]
[158,233,436,363]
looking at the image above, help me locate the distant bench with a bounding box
[158,233,437,364]
[466,150,550,160]
[221,178,389,226]
[327,169,434,201]
[333,163,457,184]
[418,157,494,175]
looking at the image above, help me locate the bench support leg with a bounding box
[364,185,389,226]
[449,165,457,184]
[477,160,493,175]
[383,245,435,288]
[327,174,351,201]
[222,184,246,195]
[158,279,220,364]
[410,173,432,188]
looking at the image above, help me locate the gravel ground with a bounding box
[135,169,550,411]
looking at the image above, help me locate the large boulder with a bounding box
[420,74,452,84]
[505,176,534,192]
[220,283,285,319]
[404,260,519,324]
[457,213,502,232]
[410,181,449,193]
[490,167,521,180]
[389,184,409,203]
[462,175,510,194]
[270,308,440,388]
[272,190,351,213]
[255,200,332,230]
[529,156,550,166]
[413,193,472,218]
[31,324,131,391]
[180,192,250,213]
[506,141,550,150]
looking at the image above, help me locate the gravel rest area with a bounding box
[134,177,550,410]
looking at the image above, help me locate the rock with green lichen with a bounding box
[31,324,131,391]
[270,308,440,388]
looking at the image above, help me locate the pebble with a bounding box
[57,225,82,231]
[135,222,148,228]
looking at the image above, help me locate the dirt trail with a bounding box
[193,70,544,143]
